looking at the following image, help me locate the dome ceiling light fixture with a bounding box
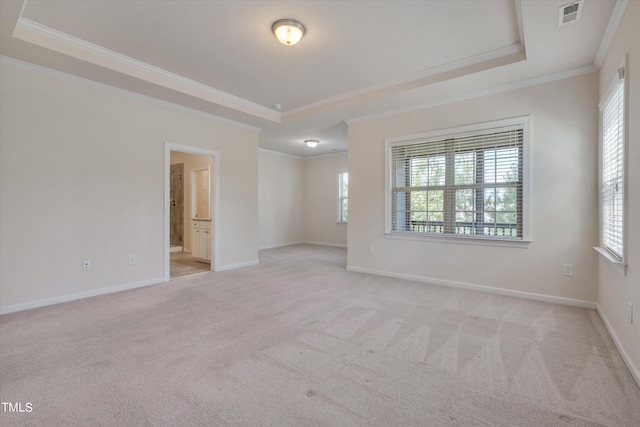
[272,19,306,46]
[304,139,319,148]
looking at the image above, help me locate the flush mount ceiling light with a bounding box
[272,19,306,46]
[304,139,319,148]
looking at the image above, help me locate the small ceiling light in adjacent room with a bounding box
[272,19,306,46]
[305,139,319,148]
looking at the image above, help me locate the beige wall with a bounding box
[303,152,348,247]
[258,149,305,248]
[258,150,348,249]
[347,72,599,305]
[0,62,259,312]
[597,0,640,382]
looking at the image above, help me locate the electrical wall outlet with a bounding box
[368,245,375,255]
[228,243,234,253]
[563,264,573,276]
[82,260,91,271]
[128,254,136,265]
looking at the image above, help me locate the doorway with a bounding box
[164,143,219,281]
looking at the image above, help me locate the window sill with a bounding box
[385,232,531,248]
[594,247,627,275]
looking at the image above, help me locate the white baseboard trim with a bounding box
[215,260,260,272]
[259,241,305,250]
[0,277,165,315]
[302,241,348,248]
[596,305,640,388]
[345,265,597,309]
[169,246,183,253]
[259,241,347,250]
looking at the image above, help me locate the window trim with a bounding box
[595,58,627,275]
[337,169,348,224]
[384,116,532,248]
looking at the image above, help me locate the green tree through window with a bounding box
[389,123,525,239]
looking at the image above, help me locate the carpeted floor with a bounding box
[1,244,639,426]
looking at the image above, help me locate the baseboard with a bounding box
[301,241,348,248]
[2,258,259,314]
[0,277,165,315]
[259,241,347,250]
[596,305,640,388]
[345,265,597,309]
[259,241,305,250]
[169,246,183,253]
[215,260,259,272]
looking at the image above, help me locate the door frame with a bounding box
[164,142,220,281]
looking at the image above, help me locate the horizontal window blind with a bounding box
[389,125,524,239]
[338,171,349,222]
[601,80,624,260]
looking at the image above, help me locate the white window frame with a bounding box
[337,169,348,223]
[384,116,532,248]
[595,59,627,275]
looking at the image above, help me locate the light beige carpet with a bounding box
[1,244,639,426]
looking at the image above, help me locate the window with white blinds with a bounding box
[386,117,530,242]
[338,170,349,223]
[600,72,625,261]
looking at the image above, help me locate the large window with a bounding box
[338,170,348,223]
[598,66,626,267]
[386,117,530,244]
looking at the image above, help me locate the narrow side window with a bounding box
[338,170,349,223]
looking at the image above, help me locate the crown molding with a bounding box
[594,0,628,69]
[258,148,303,159]
[345,64,597,125]
[258,147,347,159]
[12,17,281,124]
[282,1,527,122]
[514,0,527,53]
[283,43,526,122]
[302,150,348,160]
[0,55,262,132]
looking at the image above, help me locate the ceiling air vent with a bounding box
[559,0,583,26]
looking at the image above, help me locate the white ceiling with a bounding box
[0,0,621,157]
